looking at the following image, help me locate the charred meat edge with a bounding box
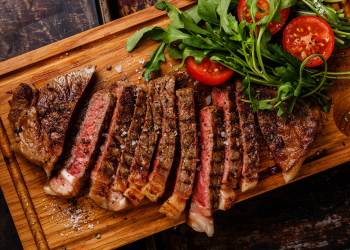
[124,78,164,206]
[159,87,198,218]
[235,81,260,192]
[188,106,225,237]
[89,85,137,209]
[8,66,95,176]
[142,75,177,202]
[212,86,241,210]
[44,90,115,197]
[108,87,148,211]
[256,88,321,183]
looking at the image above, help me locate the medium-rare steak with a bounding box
[256,88,321,182]
[142,75,177,202]
[188,106,225,237]
[8,66,95,176]
[212,86,241,210]
[44,89,115,197]
[235,80,260,192]
[89,85,137,209]
[124,78,163,206]
[108,87,148,211]
[159,87,198,218]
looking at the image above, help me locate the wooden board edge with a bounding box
[0,0,195,77]
[0,119,49,250]
[54,145,350,249]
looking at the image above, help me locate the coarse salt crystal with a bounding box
[115,65,123,73]
[205,95,212,105]
[139,58,145,65]
[88,223,94,229]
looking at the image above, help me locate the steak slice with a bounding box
[8,66,95,176]
[159,87,198,218]
[44,90,115,197]
[187,106,225,237]
[108,87,148,211]
[88,85,137,209]
[142,75,177,202]
[235,80,260,192]
[212,86,241,210]
[256,88,321,182]
[124,78,163,206]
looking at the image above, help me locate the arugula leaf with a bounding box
[162,25,191,43]
[180,47,209,66]
[167,45,183,59]
[185,5,201,23]
[217,0,237,35]
[126,26,164,52]
[197,0,220,24]
[156,1,183,28]
[143,42,166,81]
[182,12,209,35]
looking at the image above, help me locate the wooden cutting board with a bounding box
[0,1,350,249]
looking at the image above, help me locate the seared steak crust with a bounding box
[108,87,148,211]
[8,66,95,176]
[124,79,163,206]
[89,85,137,209]
[212,86,241,210]
[188,106,225,237]
[142,75,177,202]
[256,88,321,182]
[159,87,198,218]
[235,81,260,192]
[44,89,115,197]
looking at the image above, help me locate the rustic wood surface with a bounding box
[0,0,99,61]
[0,1,350,249]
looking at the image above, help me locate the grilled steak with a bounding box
[8,66,95,176]
[212,86,241,210]
[256,88,321,182]
[159,87,198,218]
[44,89,115,197]
[108,87,148,211]
[235,80,260,192]
[142,75,177,202]
[89,85,137,209]
[188,106,225,237]
[124,79,163,206]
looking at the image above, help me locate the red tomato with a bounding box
[237,0,290,34]
[186,57,234,86]
[282,16,335,67]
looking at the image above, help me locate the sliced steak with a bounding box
[108,87,148,211]
[44,89,115,197]
[159,87,198,218]
[212,86,241,210]
[235,80,260,192]
[8,66,95,176]
[89,85,137,209]
[188,106,225,237]
[124,78,163,206]
[142,75,177,202]
[256,88,321,182]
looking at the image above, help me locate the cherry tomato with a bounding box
[282,16,335,67]
[186,57,234,86]
[237,0,290,34]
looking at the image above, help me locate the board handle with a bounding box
[331,49,350,136]
[0,119,49,250]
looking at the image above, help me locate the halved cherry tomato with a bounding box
[282,16,335,67]
[237,0,290,34]
[186,57,234,86]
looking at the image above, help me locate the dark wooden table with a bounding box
[1,1,350,249]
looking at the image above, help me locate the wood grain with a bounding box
[0,0,99,61]
[0,1,349,249]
